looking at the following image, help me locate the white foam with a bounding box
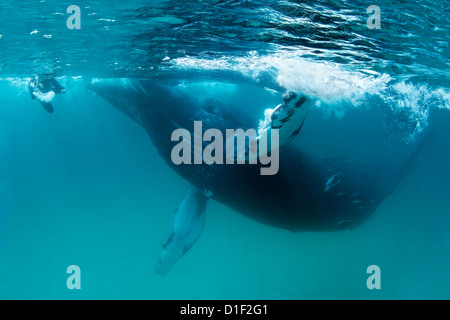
[171,52,450,142]
[381,81,450,140]
[273,57,391,103]
[171,53,391,104]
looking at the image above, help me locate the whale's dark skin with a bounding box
[88,78,418,233]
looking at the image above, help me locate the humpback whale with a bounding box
[88,78,426,275]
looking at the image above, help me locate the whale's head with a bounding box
[258,90,310,146]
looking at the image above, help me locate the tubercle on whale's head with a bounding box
[282,91,298,104]
[282,90,309,109]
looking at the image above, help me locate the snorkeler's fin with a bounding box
[155,186,208,275]
[39,101,54,113]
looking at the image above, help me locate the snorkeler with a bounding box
[29,75,65,113]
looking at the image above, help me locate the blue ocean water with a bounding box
[0,0,449,299]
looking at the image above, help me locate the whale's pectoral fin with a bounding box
[257,91,310,148]
[155,186,208,275]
